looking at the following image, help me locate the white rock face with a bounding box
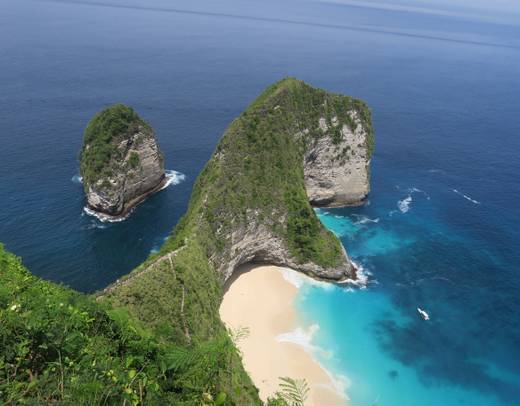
[304,112,370,207]
[212,211,353,283]
[84,126,165,218]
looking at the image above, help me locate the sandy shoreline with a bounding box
[220,264,348,405]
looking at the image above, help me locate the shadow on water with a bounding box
[369,238,520,403]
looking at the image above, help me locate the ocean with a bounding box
[1,0,519,404]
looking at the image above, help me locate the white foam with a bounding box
[276,324,324,353]
[428,168,446,174]
[83,206,131,223]
[339,261,372,289]
[71,175,83,184]
[408,187,431,200]
[83,170,185,222]
[84,220,108,230]
[276,324,350,400]
[397,186,431,213]
[397,195,412,213]
[160,170,186,190]
[280,268,335,291]
[322,370,351,401]
[352,214,379,225]
[453,189,480,205]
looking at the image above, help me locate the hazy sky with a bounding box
[320,0,520,23]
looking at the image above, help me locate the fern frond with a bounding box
[278,376,310,406]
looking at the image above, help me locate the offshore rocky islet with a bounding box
[0,78,373,404]
[79,104,166,219]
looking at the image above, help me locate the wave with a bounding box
[397,186,430,213]
[428,168,446,174]
[83,206,131,223]
[351,214,379,225]
[83,170,185,222]
[340,261,373,290]
[276,324,325,354]
[453,189,480,205]
[160,170,186,190]
[71,174,83,184]
[276,325,350,400]
[281,268,335,291]
[150,236,169,254]
[84,220,108,230]
[397,195,412,213]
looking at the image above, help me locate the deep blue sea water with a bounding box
[1,0,519,404]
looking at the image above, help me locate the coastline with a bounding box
[82,170,185,222]
[220,264,348,405]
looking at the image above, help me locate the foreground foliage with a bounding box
[0,245,258,404]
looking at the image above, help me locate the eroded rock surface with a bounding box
[304,111,370,207]
[80,104,165,219]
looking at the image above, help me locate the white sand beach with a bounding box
[219,264,348,405]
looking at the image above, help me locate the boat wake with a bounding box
[453,189,480,205]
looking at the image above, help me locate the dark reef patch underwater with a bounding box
[1,0,520,404]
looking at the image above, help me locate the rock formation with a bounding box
[103,78,374,292]
[304,110,371,206]
[79,104,166,219]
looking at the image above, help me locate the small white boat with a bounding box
[417,307,430,321]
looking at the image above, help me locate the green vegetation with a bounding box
[1,79,372,404]
[157,77,372,267]
[79,104,150,186]
[129,151,140,169]
[101,77,372,401]
[0,244,259,405]
[267,377,310,406]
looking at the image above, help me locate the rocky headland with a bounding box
[79,104,166,219]
[102,76,374,324]
[0,78,374,404]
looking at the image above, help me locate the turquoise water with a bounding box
[1,0,519,403]
[291,175,520,404]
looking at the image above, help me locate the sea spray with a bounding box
[160,170,186,190]
[83,170,186,222]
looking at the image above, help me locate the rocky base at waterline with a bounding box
[79,104,166,219]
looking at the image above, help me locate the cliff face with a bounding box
[103,78,375,312]
[304,111,371,206]
[99,78,374,402]
[200,78,374,283]
[79,104,165,219]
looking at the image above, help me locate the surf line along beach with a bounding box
[219,264,348,405]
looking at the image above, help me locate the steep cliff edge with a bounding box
[79,104,166,219]
[166,77,373,283]
[101,78,374,342]
[305,109,373,206]
[0,78,374,405]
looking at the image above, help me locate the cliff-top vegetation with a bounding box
[79,104,151,186]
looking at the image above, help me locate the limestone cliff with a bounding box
[79,104,166,219]
[304,110,372,206]
[103,78,375,314]
[99,78,374,401]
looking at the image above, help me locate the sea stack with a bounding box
[79,104,166,219]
